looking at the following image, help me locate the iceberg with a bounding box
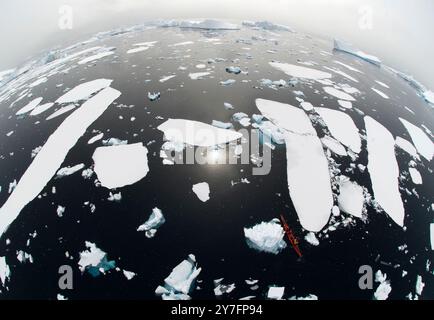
[337,177,364,218]
[148,91,160,101]
[161,254,201,296]
[78,241,115,277]
[269,62,331,80]
[16,97,43,115]
[315,107,361,153]
[55,79,113,104]
[267,286,285,300]
[92,143,149,189]
[192,182,210,202]
[157,118,242,147]
[365,116,405,227]
[225,66,241,74]
[399,118,433,161]
[244,219,287,254]
[137,207,165,238]
[0,87,121,237]
[333,39,381,66]
[323,86,355,101]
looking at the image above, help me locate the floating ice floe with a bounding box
[408,168,422,185]
[300,101,314,111]
[0,87,121,237]
[137,207,165,238]
[107,191,122,202]
[0,256,10,287]
[155,254,201,300]
[267,286,285,300]
[375,80,390,88]
[315,107,361,153]
[56,79,113,104]
[333,60,363,74]
[321,136,347,156]
[337,177,364,218]
[92,143,149,189]
[430,223,434,250]
[123,270,136,280]
[78,242,116,277]
[242,20,294,32]
[127,46,149,54]
[338,100,352,109]
[269,62,331,80]
[16,250,33,263]
[371,88,389,99]
[172,41,194,47]
[29,77,48,88]
[220,79,236,86]
[323,66,358,82]
[56,163,85,178]
[323,86,355,101]
[56,205,65,217]
[77,51,114,65]
[415,275,425,296]
[289,294,318,300]
[214,280,236,296]
[16,97,43,115]
[102,137,128,146]
[373,271,392,300]
[212,120,233,130]
[157,118,242,147]
[148,91,160,101]
[30,102,55,116]
[304,232,320,246]
[253,121,285,145]
[226,66,241,74]
[159,75,176,83]
[333,39,381,66]
[399,118,433,161]
[244,219,287,254]
[46,104,76,120]
[192,182,210,202]
[88,132,104,144]
[365,116,404,227]
[133,41,158,47]
[188,72,210,80]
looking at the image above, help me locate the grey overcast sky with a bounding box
[0,0,433,89]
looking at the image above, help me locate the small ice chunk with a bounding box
[56,163,85,177]
[78,241,115,276]
[148,92,160,101]
[212,120,233,130]
[92,143,149,189]
[55,79,113,104]
[220,79,236,86]
[137,207,165,238]
[123,270,136,280]
[333,60,363,73]
[172,41,194,46]
[338,177,364,218]
[127,46,149,54]
[16,97,43,115]
[195,64,206,69]
[188,72,210,80]
[267,286,285,300]
[399,118,433,161]
[332,205,340,216]
[192,182,210,202]
[430,223,434,250]
[107,192,122,202]
[88,132,104,144]
[374,281,392,300]
[102,137,128,146]
[0,256,11,286]
[305,232,320,246]
[81,168,93,179]
[244,219,287,254]
[16,250,33,263]
[214,282,236,296]
[338,100,352,109]
[225,66,241,74]
[159,75,176,83]
[289,294,318,300]
[323,86,355,101]
[408,168,422,185]
[372,88,389,99]
[415,275,424,296]
[57,294,67,300]
[224,102,234,110]
[56,205,65,217]
[269,62,331,80]
[375,80,390,88]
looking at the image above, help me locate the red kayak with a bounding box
[279,214,303,258]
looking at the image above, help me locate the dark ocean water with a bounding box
[0,26,433,300]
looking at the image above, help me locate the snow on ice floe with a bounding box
[337,177,364,218]
[78,241,115,277]
[188,72,210,80]
[157,119,242,147]
[399,118,433,161]
[408,168,422,185]
[92,143,149,189]
[137,207,165,238]
[269,62,331,80]
[0,87,121,237]
[192,182,210,202]
[77,51,114,64]
[365,116,404,227]
[244,219,287,254]
[16,97,43,115]
[127,46,149,54]
[46,104,76,120]
[30,102,55,116]
[267,286,285,300]
[333,39,381,66]
[371,87,389,99]
[315,107,361,153]
[395,137,420,160]
[55,79,113,104]
[321,136,347,156]
[323,86,355,101]
[155,254,201,300]
[0,256,10,287]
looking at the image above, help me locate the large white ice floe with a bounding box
[137,207,165,238]
[157,119,242,147]
[155,254,201,300]
[255,98,333,232]
[315,107,361,153]
[55,79,113,104]
[365,116,405,227]
[92,143,149,189]
[399,118,433,161]
[0,87,121,237]
[333,39,381,66]
[269,62,331,80]
[77,51,114,65]
[16,97,43,115]
[192,182,210,202]
[244,218,287,254]
[323,86,355,101]
[337,177,364,218]
[395,137,420,160]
